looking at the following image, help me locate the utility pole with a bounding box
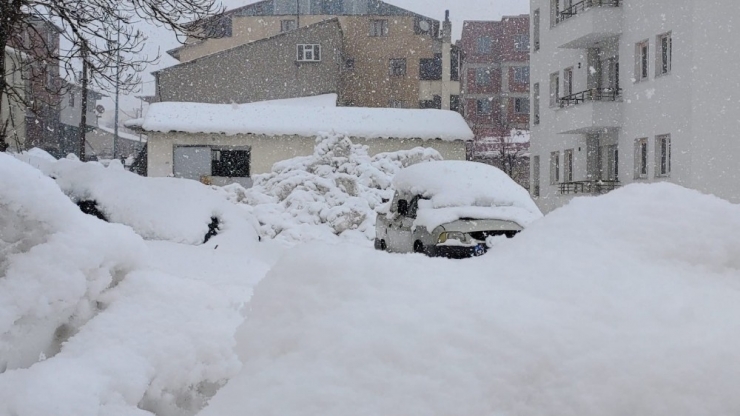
[79,45,88,162]
[113,20,121,159]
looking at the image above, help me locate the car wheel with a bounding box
[413,240,424,254]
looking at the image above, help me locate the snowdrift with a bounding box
[224,134,443,243]
[16,151,260,245]
[200,183,740,416]
[0,154,264,415]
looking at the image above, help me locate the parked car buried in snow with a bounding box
[374,161,542,258]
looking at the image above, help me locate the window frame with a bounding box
[549,72,560,107]
[634,138,649,179]
[475,68,492,86]
[389,58,407,77]
[514,34,530,52]
[656,32,672,76]
[369,19,389,37]
[514,97,530,114]
[532,155,541,197]
[655,134,671,177]
[564,149,574,182]
[514,66,530,84]
[296,44,321,62]
[533,83,540,125]
[533,9,541,51]
[563,67,574,98]
[550,151,560,185]
[210,147,251,178]
[476,36,492,54]
[476,99,492,115]
[635,40,650,82]
[280,19,297,32]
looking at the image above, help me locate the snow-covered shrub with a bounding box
[223,133,442,243]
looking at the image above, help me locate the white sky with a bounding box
[103,0,528,125]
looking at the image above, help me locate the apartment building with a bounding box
[158,0,459,110]
[530,0,740,213]
[460,15,530,140]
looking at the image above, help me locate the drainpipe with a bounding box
[441,10,452,110]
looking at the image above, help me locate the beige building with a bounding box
[158,0,460,110]
[129,97,473,187]
[2,46,26,151]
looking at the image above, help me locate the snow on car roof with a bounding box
[392,160,542,229]
[137,101,474,142]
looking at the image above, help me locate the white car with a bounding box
[375,160,542,258]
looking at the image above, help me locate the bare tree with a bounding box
[0,0,224,155]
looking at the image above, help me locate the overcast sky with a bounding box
[105,0,529,125]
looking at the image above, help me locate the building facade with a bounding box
[530,0,740,213]
[158,0,460,110]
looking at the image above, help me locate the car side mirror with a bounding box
[397,199,409,216]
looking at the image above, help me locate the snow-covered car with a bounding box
[374,161,542,258]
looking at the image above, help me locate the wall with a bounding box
[147,131,468,180]
[157,20,344,104]
[2,47,26,150]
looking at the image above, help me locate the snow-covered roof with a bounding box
[138,100,474,142]
[97,125,146,143]
[392,160,542,229]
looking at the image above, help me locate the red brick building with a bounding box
[460,15,530,141]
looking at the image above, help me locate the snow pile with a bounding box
[15,151,259,245]
[139,101,473,141]
[199,183,740,416]
[0,153,271,415]
[392,160,542,230]
[224,134,443,243]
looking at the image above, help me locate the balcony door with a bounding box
[601,57,619,91]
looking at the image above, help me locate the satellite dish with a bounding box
[95,104,105,114]
[419,20,430,32]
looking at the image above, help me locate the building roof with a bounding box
[134,99,473,142]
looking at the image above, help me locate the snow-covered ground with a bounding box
[3,143,740,415]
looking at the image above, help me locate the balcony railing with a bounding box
[559,180,620,195]
[559,88,622,107]
[558,0,621,23]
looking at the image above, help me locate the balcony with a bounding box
[550,88,622,134]
[552,0,622,49]
[559,180,620,195]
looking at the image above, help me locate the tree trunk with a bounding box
[0,31,8,152]
[79,49,88,161]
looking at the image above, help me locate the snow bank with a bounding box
[139,101,473,142]
[15,152,259,245]
[392,160,542,230]
[222,134,442,243]
[200,183,740,416]
[1,153,271,415]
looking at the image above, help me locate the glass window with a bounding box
[476,68,491,86]
[389,58,406,76]
[477,99,492,115]
[476,37,492,54]
[370,20,388,37]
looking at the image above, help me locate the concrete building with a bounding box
[129,96,473,187]
[529,0,740,212]
[460,16,530,140]
[2,46,26,151]
[57,81,105,157]
[157,0,460,110]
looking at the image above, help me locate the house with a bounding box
[2,46,26,151]
[85,126,146,161]
[156,0,460,110]
[460,16,530,141]
[529,0,740,213]
[129,95,473,187]
[57,81,106,158]
[8,17,63,153]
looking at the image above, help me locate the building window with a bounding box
[514,67,530,84]
[297,44,321,62]
[514,98,530,114]
[211,148,250,177]
[389,99,407,108]
[514,34,530,52]
[389,58,407,76]
[533,9,540,51]
[603,144,619,180]
[450,95,460,112]
[656,134,671,176]
[564,149,574,182]
[281,19,297,32]
[634,138,648,179]
[563,67,573,97]
[476,37,492,54]
[370,19,389,37]
[345,58,355,70]
[475,68,491,86]
[550,151,560,185]
[69,93,75,108]
[477,99,492,115]
[635,40,649,82]
[657,32,672,76]
[550,72,560,107]
[532,155,541,197]
[533,83,540,125]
